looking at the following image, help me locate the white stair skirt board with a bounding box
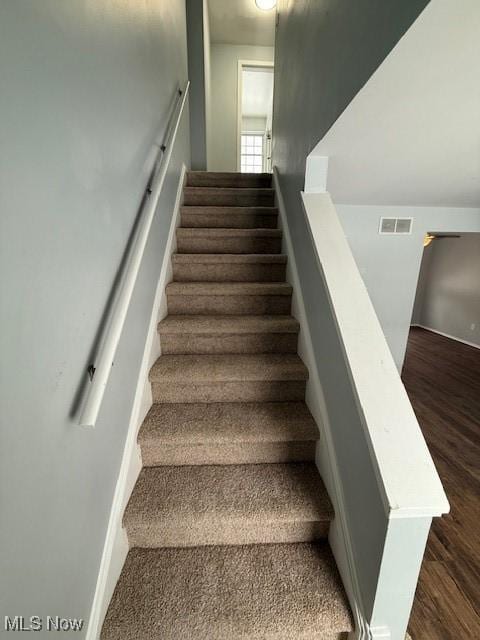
[85,164,187,640]
[273,169,367,638]
[411,324,480,350]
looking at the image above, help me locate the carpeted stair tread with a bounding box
[176,228,282,254]
[181,206,278,215]
[123,463,333,547]
[101,542,353,640]
[150,353,308,383]
[158,315,298,354]
[166,281,292,295]
[177,228,282,238]
[140,401,318,443]
[187,171,272,188]
[166,281,292,316]
[172,254,287,282]
[172,253,287,264]
[149,354,307,402]
[184,186,275,207]
[138,402,318,465]
[181,205,278,228]
[159,314,299,335]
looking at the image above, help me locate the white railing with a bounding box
[298,190,449,639]
[78,82,190,428]
[301,191,449,518]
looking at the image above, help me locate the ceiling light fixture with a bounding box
[255,0,277,10]
[423,233,460,247]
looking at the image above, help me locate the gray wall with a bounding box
[210,44,274,171]
[272,0,430,626]
[273,0,429,178]
[0,1,189,635]
[204,1,212,169]
[272,0,430,366]
[336,206,480,368]
[186,0,211,170]
[412,234,480,346]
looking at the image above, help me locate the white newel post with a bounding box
[368,516,432,640]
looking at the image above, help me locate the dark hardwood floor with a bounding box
[403,327,480,639]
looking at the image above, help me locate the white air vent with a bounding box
[379,217,413,235]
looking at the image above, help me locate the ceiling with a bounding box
[208,0,276,46]
[242,67,274,118]
[311,0,480,207]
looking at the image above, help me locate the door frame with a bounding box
[236,59,274,172]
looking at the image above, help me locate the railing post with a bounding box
[368,516,431,640]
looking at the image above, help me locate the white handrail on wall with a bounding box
[78,82,190,428]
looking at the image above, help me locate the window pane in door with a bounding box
[240,134,264,173]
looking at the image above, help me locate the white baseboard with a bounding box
[85,164,187,640]
[273,168,370,640]
[411,324,479,350]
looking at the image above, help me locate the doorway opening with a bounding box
[411,232,480,348]
[237,61,274,173]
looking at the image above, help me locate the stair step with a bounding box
[177,228,282,254]
[124,463,332,548]
[149,353,307,403]
[173,253,287,282]
[181,206,278,228]
[159,314,299,354]
[139,402,318,466]
[187,171,272,188]
[101,171,354,640]
[101,542,353,640]
[183,186,275,207]
[166,281,292,315]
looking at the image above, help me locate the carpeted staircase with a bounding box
[101,172,353,640]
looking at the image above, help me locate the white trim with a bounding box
[273,168,369,640]
[85,165,186,640]
[236,59,274,172]
[411,324,480,350]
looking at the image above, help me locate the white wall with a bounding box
[336,206,480,369]
[210,44,274,171]
[272,0,428,191]
[311,0,480,207]
[412,234,480,346]
[0,1,189,632]
[272,0,430,372]
[242,116,267,132]
[300,0,480,367]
